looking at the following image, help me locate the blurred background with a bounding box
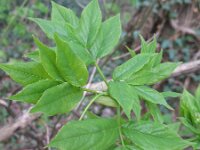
[0,0,200,149]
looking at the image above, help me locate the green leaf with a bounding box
[91,14,121,58]
[180,90,199,125]
[55,35,88,87]
[33,37,64,81]
[29,18,68,39]
[95,95,118,107]
[123,121,191,150]
[179,117,200,134]
[140,35,148,53]
[195,84,200,100]
[113,54,154,81]
[195,85,200,110]
[109,81,141,120]
[10,79,59,104]
[125,46,136,57]
[0,62,50,86]
[134,86,172,110]
[68,41,94,65]
[140,35,157,53]
[127,62,179,85]
[49,118,119,150]
[167,122,181,133]
[114,145,140,150]
[30,82,83,116]
[162,91,181,98]
[78,0,102,47]
[146,102,163,123]
[25,50,40,62]
[51,1,79,27]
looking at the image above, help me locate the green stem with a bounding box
[79,94,102,120]
[81,87,108,95]
[81,87,100,94]
[95,62,109,86]
[117,107,125,147]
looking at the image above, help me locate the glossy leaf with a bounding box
[10,79,59,104]
[109,81,141,120]
[134,86,172,110]
[55,35,88,87]
[49,118,119,150]
[0,62,50,86]
[123,121,191,150]
[34,37,64,81]
[31,82,83,116]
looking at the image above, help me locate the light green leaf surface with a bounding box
[123,121,191,150]
[109,81,141,120]
[162,91,181,98]
[127,62,179,85]
[134,86,172,110]
[29,18,67,39]
[55,35,88,86]
[0,62,50,86]
[34,37,64,81]
[140,36,157,53]
[49,118,119,150]
[78,0,102,47]
[113,54,154,81]
[146,102,163,123]
[180,89,199,125]
[51,1,79,27]
[25,50,40,62]
[31,82,83,116]
[10,79,59,104]
[95,96,118,107]
[91,15,121,58]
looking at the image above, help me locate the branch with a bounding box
[0,110,40,142]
